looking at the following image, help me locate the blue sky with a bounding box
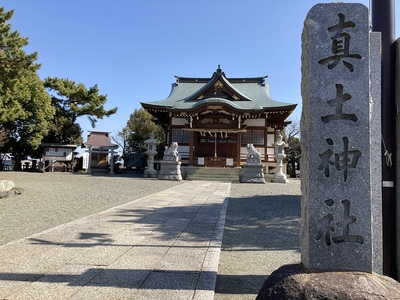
[3,1,399,141]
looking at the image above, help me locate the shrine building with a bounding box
[141,66,297,170]
[83,131,118,173]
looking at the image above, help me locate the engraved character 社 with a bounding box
[316,198,364,246]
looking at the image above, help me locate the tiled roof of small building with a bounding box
[83,131,118,149]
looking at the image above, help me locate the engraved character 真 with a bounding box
[318,13,362,72]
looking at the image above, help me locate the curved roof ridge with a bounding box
[192,98,243,109]
[174,65,268,83]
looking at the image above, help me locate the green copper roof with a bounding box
[141,67,296,112]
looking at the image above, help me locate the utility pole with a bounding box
[371,0,397,279]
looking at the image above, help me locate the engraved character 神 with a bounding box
[318,137,361,181]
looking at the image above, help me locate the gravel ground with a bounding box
[0,171,183,245]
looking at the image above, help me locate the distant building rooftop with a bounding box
[83,131,118,149]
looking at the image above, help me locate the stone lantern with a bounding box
[144,132,160,178]
[271,131,289,183]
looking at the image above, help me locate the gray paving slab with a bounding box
[0,181,230,300]
[214,180,301,299]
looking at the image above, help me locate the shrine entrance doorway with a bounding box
[194,132,239,167]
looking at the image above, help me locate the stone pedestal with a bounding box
[144,167,158,178]
[241,157,266,183]
[271,173,289,183]
[271,153,289,183]
[257,264,400,300]
[158,155,182,181]
[144,153,158,177]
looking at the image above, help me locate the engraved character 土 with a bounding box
[321,84,358,123]
[318,13,362,72]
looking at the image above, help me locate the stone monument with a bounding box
[271,131,289,183]
[144,132,159,178]
[157,142,182,181]
[240,143,266,183]
[257,3,400,299]
[300,2,382,273]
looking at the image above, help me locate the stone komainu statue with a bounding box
[247,143,261,159]
[164,142,179,156]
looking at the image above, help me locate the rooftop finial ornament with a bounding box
[214,65,225,77]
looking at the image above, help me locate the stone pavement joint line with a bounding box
[0,181,231,300]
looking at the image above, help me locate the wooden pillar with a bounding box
[236,132,242,167]
[189,131,194,165]
[264,119,269,163]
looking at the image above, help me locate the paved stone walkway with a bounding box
[0,181,230,300]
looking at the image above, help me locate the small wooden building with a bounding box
[40,143,77,172]
[83,131,118,173]
[141,66,297,170]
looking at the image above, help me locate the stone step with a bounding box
[185,167,241,182]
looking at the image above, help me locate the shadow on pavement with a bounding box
[222,195,301,251]
[27,202,222,248]
[7,199,225,293]
[215,274,268,295]
[215,194,301,296]
[0,269,215,290]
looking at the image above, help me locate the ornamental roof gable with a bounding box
[183,66,252,102]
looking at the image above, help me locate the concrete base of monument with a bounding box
[157,160,182,181]
[256,264,400,300]
[271,174,289,183]
[143,169,158,178]
[240,164,266,183]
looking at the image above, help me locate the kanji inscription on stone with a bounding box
[301,3,382,273]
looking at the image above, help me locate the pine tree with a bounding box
[0,7,55,156]
[43,77,118,145]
